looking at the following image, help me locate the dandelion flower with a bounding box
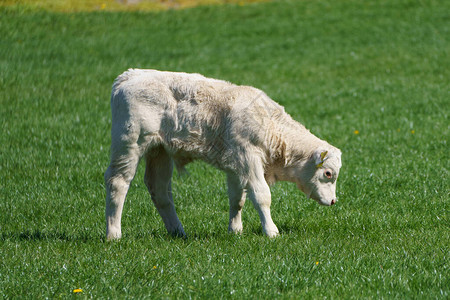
[152,266,157,269]
[353,130,359,135]
[315,261,319,265]
[73,288,83,293]
[411,130,415,134]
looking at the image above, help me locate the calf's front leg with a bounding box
[246,169,279,238]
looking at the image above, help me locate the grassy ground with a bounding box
[1,0,448,298]
[0,0,266,12]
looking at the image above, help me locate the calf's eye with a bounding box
[325,171,332,179]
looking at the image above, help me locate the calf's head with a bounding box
[295,148,342,206]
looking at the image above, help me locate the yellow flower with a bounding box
[73,288,83,293]
[315,261,319,265]
[353,130,359,135]
[152,266,157,269]
[100,3,106,10]
[411,130,415,134]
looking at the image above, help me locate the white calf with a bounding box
[105,69,342,239]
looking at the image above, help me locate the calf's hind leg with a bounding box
[144,147,186,237]
[105,147,140,240]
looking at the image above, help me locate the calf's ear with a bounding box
[313,149,328,168]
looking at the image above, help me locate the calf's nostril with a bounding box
[331,199,336,205]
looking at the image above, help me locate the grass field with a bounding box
[1,0,449,298]
[0,0,267,12]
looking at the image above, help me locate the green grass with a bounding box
[1,0,448,298]
[0,0,267,12]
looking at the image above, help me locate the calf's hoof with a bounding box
[228,223,244,234]
[106,232,122,241]
[168,227,187,239]
[264,227,280,238]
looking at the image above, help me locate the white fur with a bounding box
[104,69,342,239]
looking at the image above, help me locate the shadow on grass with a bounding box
[158,223,301,240]
[1,226,295,243]
[0,230,103,242]
[131,227,268,241]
